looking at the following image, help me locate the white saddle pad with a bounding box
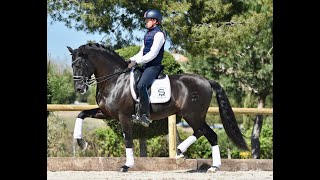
[130,68,171,103]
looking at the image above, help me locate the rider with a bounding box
[127,9,166,127]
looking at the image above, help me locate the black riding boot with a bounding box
[139,85,152,127]
[132,85,152,127]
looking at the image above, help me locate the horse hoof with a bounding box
[207,166,219,173]
[77,139,88,151]
[132,115,140,124]
[175,153,185,164]
[120,165,130,172]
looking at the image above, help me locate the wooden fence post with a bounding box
[168,114,177,158]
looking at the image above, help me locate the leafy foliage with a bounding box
[47,114,72,157]
[244,121,273,159]
[47,60,76,104]
[91,127,125,157]
[47,0,160,48]
[116,45,183,75]
[147,135,169,157]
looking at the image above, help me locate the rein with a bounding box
[73,68,131,86]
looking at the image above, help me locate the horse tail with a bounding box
[209,80,249,151]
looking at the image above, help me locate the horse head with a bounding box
[67,43,129,94]
[67,45,95,94]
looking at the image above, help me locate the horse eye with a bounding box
[72,62,81,68]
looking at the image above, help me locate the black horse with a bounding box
[67,43,248,173]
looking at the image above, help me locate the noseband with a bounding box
[72,58,96,86]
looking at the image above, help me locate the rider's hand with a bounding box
[125,60,131,64]
[127,61,137,69]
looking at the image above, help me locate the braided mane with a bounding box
[78,42,126,62]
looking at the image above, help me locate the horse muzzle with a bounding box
[75,83,88,94]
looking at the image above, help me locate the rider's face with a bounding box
[145,18,157,29]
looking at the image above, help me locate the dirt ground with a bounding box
[47,170,273,180]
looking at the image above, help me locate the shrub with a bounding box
[47,114,73,157]
[90,127,125,157]
[47,60,76,104]
[147,135,169,157]
[244,122,273,159]
[82,126,169,157]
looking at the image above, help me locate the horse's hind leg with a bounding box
[73,108,107,151]
[175,134,197,164]
[202,123,221,173]
[175,120,221,173]
[175,120,204,164]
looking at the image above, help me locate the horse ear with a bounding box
[67,46,73,54]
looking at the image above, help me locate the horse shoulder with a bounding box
[97,101,113,117]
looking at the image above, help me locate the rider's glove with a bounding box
[127,61,137,69]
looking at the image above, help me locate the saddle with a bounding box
[129,66,171,104]
[133,65,166,95]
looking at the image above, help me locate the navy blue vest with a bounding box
[143,26,165,68]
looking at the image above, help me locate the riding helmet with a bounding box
[144,9,162,23]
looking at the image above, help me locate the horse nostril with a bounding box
[76,88,82,92]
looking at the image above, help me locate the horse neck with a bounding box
[90,55,127,88]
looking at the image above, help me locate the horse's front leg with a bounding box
[118,113,134,172]
[73,108,108,151]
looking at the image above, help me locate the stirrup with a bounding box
[132,114,150,127]
[132,114,140,124]
[140,114,152,127]
[132,114,152,127]
[140,121,150,127]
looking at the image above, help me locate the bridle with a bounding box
[72,58,130,86]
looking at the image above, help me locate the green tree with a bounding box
[47,1,247,49]
[178,0,273,159]
[47,60,76,105]
[47,0,155,48]
[220,0,272,159]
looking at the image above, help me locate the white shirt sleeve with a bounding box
[129,45,144,62]
[135,32,165,64]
